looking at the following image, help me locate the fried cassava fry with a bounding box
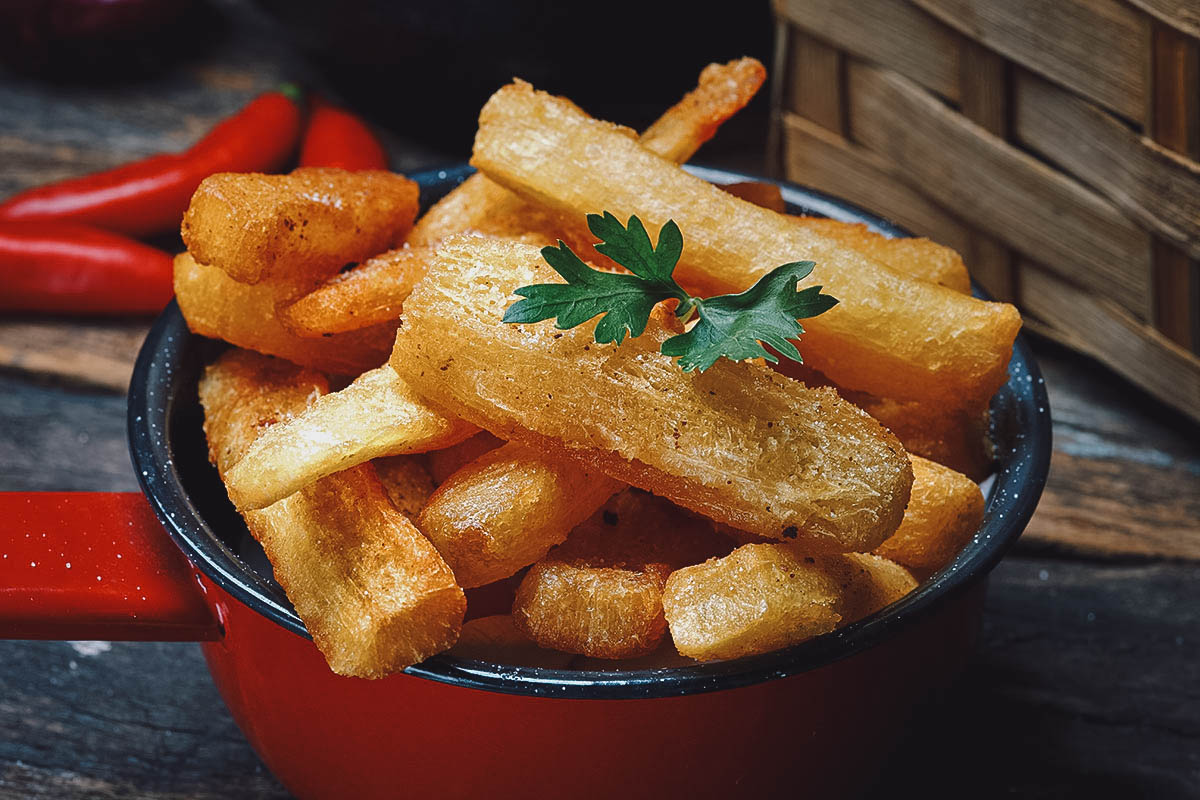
[389,235,913,551]
[182,167,418,287]
[417,442,623,588]
[471,80,1020,411]
[198,349,464,677]
[223,365,477,510]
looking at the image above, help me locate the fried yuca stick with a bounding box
[199,349,465,677]
[427,431,505,484]
[374,454,436,519]
[389,235,913,551]
[449,615,574,668]
[224,365,478,510]
[512,491,732,659]
[770,357,992,479]
[792,218,971,293]
[182,168,419,287]
[407,57,765,248]
[471,81,1021,412]
[874,456,985,571]
[417,442,623,588]
[174,252,394,375]
[661,545,916,661]
[279,245,436,337]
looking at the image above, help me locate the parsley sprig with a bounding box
[502,212,838,372]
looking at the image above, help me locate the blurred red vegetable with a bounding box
[299,97,389,170]
[0,86,304,237]
[0,221,173,314]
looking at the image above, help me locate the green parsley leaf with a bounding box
[661,262,838,372]
[503,213,838,371]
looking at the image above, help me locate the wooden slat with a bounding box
[783,28,845,133]
[780,111,974,255]
[0,319,151,393]
[1148,21,1200,351]
[911,0,1148,123]
[1018,260,1200,421]
[1151,241,1199,349]
[773,0,961,100]
[959,39,1015,301]
[1128,0,1200,41]
[846,61,1153,318]
[1013,68,1200,259]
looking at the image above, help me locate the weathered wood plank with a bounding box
[0,318,151,394]
[773,0,961,100]
[782,28,844,133]
[1018,259,1200,421]
[1130,0,1200,46]
[874,557,1200,797]
[959,40,1015,302]
[847,61,1154,319]
[0,641,289,799]
[1150,21,1200,352]
[911,0,1149,122]
[780,111,974,256]
[1013,68,1200,259]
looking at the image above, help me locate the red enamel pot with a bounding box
[0,165,1052,799]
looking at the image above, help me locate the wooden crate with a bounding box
[770,0,1200,421]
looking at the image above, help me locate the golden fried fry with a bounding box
[174,252,393,375]
[874,456,984,571]
[279,245,436,337]
[512,491,732,659]
[223,365,477,510]
[662,544,843,661]
[638,57,767,163]
[792,217,971,293]
[814,552,918,624]
[390,235,913,551]
[427,431,505,484]
[417,442,623,588]
[448,615,574,668]
[471,80,1021,411]
[199,349,464,678]
[769,358,993,479]
[182,168,418,287]
[408,58,764,249]
[374,454,436,519]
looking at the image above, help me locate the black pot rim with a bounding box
[128,163,1052,700]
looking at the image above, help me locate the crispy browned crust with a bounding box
[174,252,394,375]
[198,349,465,678]
[417,441,623,588]
[874,456,985,571]
[390,235,913,552]
[182,167,418,287]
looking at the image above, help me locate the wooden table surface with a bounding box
[1,3,1197,798]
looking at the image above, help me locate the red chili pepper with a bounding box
[299,97,389,170]
[0,85,304,237]
[0,221,174,314]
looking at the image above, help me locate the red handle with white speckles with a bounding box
[0,492,221,640]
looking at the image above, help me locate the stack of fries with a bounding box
[175,58,1009,678]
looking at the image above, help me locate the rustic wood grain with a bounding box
[911,0,1149,122]
[1135,0,1200,60]
[0,318,152,393]
[782,28,844,133]
[1013,68,1200,259]
[1150,21,1200,352]
[781,112,975,256]
[874,556,1200,797]
[958,40,1015,302]
[773,0,961,100]
[1019,260,1200,421]
[846,61,1154,319]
